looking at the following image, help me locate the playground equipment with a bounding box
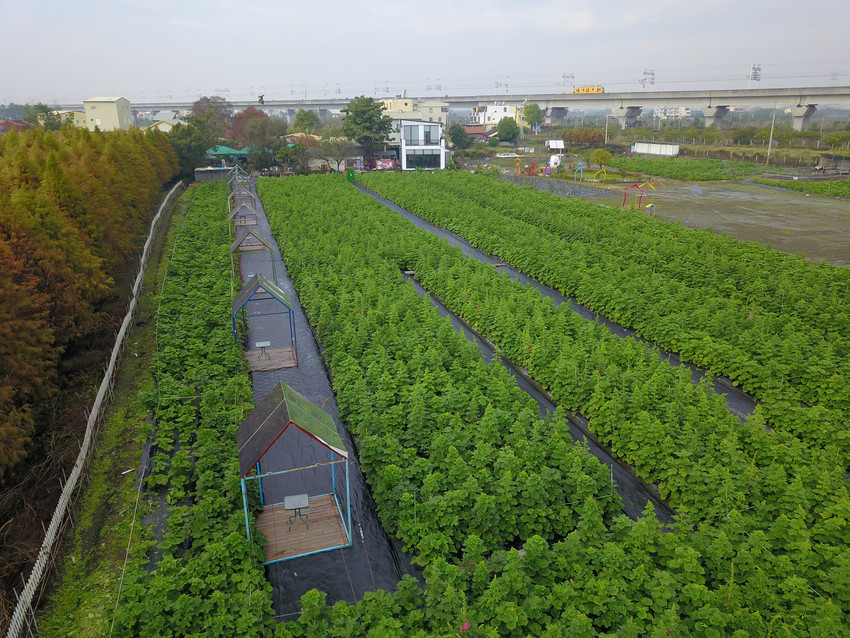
[623,183,644,208]
[594,166,607,184]
[574,161,583,183]
[638,179,666,206]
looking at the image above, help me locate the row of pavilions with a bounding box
[226,167,353,565]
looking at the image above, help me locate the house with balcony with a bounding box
[389,119,447,170]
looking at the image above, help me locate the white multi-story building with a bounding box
[471,103,520,126]
[389,119,447,170]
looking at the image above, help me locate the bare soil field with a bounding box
[585,180,850,265]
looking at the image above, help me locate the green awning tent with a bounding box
[207,145,251,156]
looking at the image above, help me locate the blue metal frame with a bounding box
[241,457,352,563]
[256,461,264,505]
[231,289,298,361]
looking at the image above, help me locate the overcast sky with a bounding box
[2,0,849,105]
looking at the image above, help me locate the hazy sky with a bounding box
[3,0,849,105]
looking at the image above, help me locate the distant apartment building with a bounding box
[83,97,133,131]
[415,100,449,127]
[380,97,415,113]
[471,103,519,126]
[652,106,692,120]
[379,95,449,127]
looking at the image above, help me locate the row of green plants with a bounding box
[604,156,761,181]
[258,177,621,566]
[359,171,849,467]
[752,176,850,200]
[105,182,275,636]
[259,175,848,636]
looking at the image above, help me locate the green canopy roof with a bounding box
[236,382,348,476]
[207,145,251,156]
[231,272,291,315]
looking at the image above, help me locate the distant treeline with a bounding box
[0,126,178,475]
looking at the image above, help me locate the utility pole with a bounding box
[766,104,776,166]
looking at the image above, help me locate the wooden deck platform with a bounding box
[245,346,296,371]
[256,494,349,563]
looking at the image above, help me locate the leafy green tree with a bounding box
[167,124,211,178]
[448,123,474,150]
[189,95,233,140]
[341,96,395,160]
[0,102,26,119]
[823,130,850,148]
[731,127,759,145]
[23,103,65,130]
[293,109,321,133]
[523,103,545,129]
[228,106,268,147]
[246,117,288,168]
[276,143,307,172]
[313,123,359,172]
[589,148,612,167]
[497,117,520,143]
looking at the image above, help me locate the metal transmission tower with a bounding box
[748,64,762,89]
[495,75,510,94]
[640,69,655,90]
[560,72,575,92]
[426,78,442,96]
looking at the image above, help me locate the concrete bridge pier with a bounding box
[612,106,642,129]
[545,106,569,126]
[702,105,730,128]
[790,104,817,131]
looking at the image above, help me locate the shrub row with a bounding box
[110,182,275,636]
[261,176,848,636]
[359,171,849,468]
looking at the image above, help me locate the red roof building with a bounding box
[0,119,33,133]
